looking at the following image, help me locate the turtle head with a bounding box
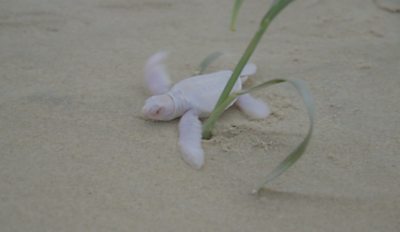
[142,95,176,121]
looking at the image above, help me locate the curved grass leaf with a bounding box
[236,79,315,193]
[261,0,294,27]
[204,78,314,191]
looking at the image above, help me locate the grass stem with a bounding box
[202,0,295,139]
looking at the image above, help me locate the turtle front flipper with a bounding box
[236,94,270,119]
[178,110,204,169]
[145,51,172,95]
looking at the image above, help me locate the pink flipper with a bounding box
[144,51,171,95]
[178,110,204,169]
[236,94,270,119]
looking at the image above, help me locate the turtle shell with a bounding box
[170,70,242,118]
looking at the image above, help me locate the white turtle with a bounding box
[142,52,270,169]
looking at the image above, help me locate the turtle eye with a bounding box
[142,104,163,118]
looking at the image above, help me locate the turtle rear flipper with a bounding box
[236,93,270,119]
[239,63,257,82]
[145,51,172,95]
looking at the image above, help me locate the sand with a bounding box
[1,0,399,231]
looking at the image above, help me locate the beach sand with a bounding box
[1,0,399,231]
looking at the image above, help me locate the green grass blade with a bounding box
[261,0,294,26]
[202,0,296,139]
[234,79,314,193]
[196,51,223,75]
[230,0,244,31]
[201,26,267,138]
[202,94,237,139]
[237,79,286,94]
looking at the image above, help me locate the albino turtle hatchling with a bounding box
[142,52,270,169]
